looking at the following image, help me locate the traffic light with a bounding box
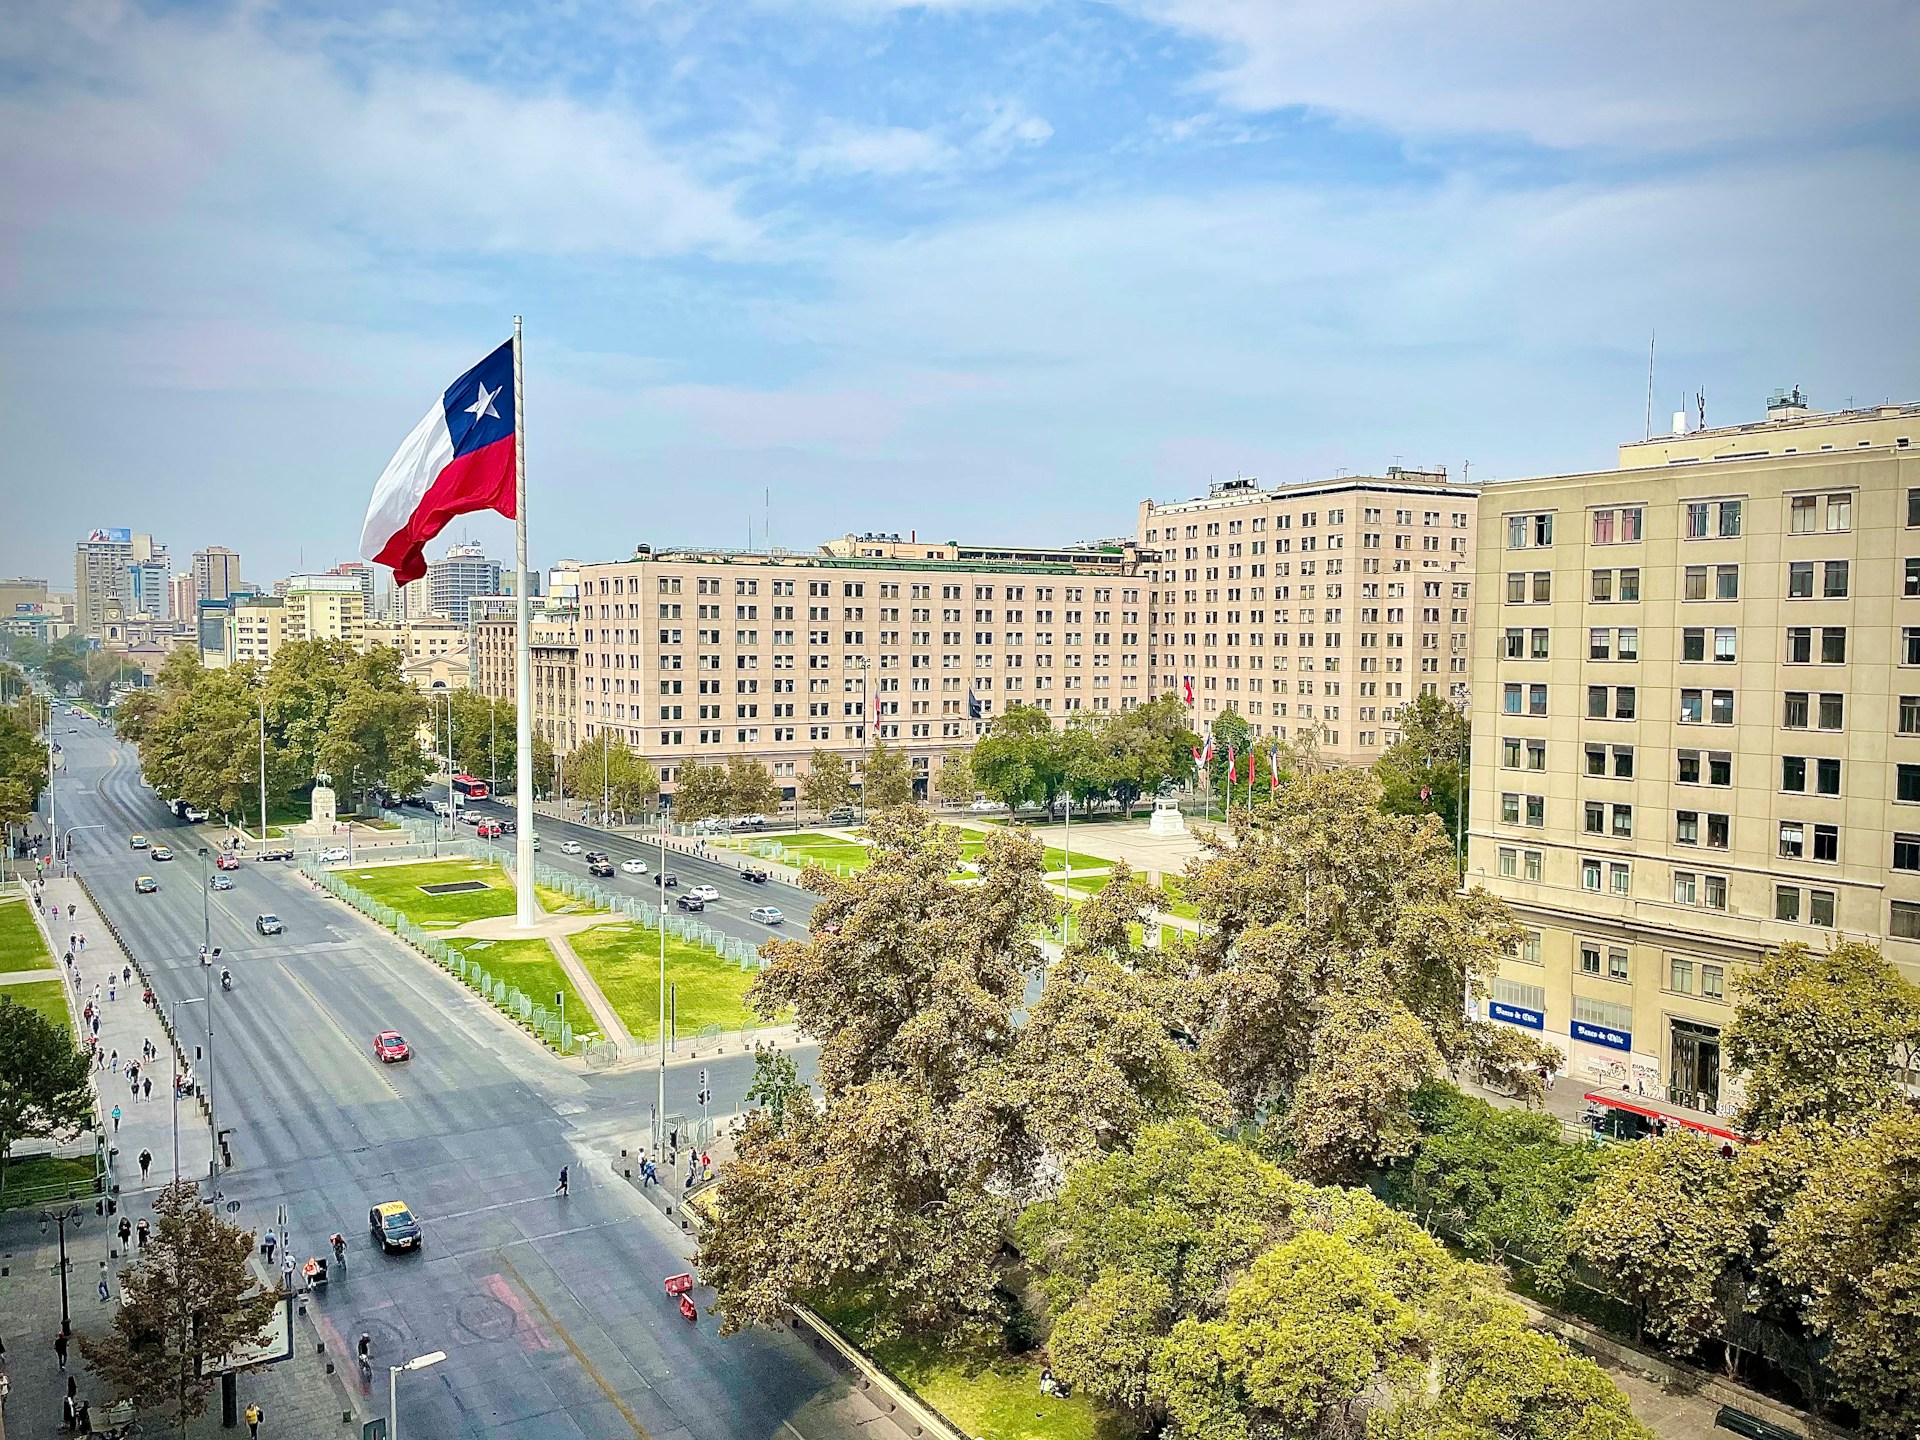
[697,1068,709,1107]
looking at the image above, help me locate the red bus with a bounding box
[450,773,490,801]
[1580,1092,1746,1149]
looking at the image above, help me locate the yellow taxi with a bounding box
[368,1201,422,1252]
[130,833,148,849]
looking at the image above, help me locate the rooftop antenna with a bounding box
[1697,390,1706,431]
[1644,331,1656,440]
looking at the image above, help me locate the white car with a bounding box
[749,905,784,926]
[969,797,998,811]
[620,858,649,875]
[560,840,583,855]
[687,884,720,903]
[317,847,349,864]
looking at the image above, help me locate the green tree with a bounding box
[81,1181,281,1433]
[969,704,1062,810]
[561,732,661,822]
[1774,1109,1920,1440]
[1375,690,1468,857]
[81,649,146,706]
[725,754,782,816]
[670,759,730,821]
[41,636,87,694]
[1102,693,1199,813]
[1724,940,1920,1137]
[1563,1131,1745,1354]
[1200,710,1252,795]
[699,811,1066,1337]
[0,997,93,1198]
[933,747,976,807]
[0,698,52,829]
[743,1045,813,1131]
[858,739,914,809]
[1177,769,1528,1179]
[802,749,855,817]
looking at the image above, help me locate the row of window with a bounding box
[1511,560,1920,606]
[1508,492,1863,551]
[1503,741,1920,801]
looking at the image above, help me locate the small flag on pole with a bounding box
[1182,676,1195,706]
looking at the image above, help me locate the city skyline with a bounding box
[4,2,1915,587]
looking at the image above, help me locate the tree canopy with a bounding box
[560,731,659,822]
[801,749,854,816]
[1373,691,1468,858]
[968,697,1197,813]
[0,996,93,1193]
[0,688,52,829]
[858,739,914,809]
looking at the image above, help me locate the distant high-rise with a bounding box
[192,546,243,603]
[75,527,134,636]
[169,573,198,620]
[328,561,378,621]
[426,542,502,626]
[128,534,170,619]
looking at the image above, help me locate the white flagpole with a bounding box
[512,316,537,928]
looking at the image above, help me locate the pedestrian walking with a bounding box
[554,1165,570,1196]
[142,1076,152,1100]
[78,932,86,950]
[137,1147,152,1182]
[55,1329,69,1370]
[261,1231,277,1264]
[64,1392,77,1428]
[245,1400,265,1436]
[121,964,130,983]
[136,1218,150,1247]
[701,1150,711,1181]
[110,1103,121,1132]
[109,1049,119,1073]
[97,1260,111,1302]
[69,932,77,951]
[90,1015,100,1038]
[75,1397,91,1434]
[107,980,115,1002]
[118,1216,132,1248]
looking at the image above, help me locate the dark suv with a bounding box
[587,857,614,878]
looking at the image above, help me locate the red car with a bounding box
[373,1031,411,1063]
[476,822,502,839]
[216,854,241,871]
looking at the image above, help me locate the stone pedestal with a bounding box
[309,785,337,827]
[1148,796,1187,837]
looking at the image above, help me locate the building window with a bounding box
[1525,850,1542,881]
[1903,696,1920,735]
[1898,763,1920,803]
[1891,901,1920,941]
[1824,560,1850,598]
[1779,822,1805,859]
[1673,871,1697,905]
[1581,858,1601,892]
[1499,847,1518,878]
[1895,833,1920,872]
[1611,862,1630,895]
[1701,965,1725,1000]
[1670,957,1695,993]
[1608,947,1630,981]
[1580,943,1601,976]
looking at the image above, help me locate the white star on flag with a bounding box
[466,382,501,421]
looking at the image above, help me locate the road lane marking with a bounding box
[496,1253,651,1437]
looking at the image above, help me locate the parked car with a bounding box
[620,858,648,875]
[255,914,284,935]
[729,815,767,832]
[208,874,233,891]
[688,884,720,903]
[587,858,614,878]
[134,875,158,894]
[749,905,785,926]
[826,806,856,824]
[675,893,706,912]
[969,796,999,812]
[181,805,208,823]
[653,872,679,888]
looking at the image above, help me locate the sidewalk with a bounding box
[25,875,215,1193]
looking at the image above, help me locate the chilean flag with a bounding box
[360,340,516,584]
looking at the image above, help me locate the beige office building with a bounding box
[1137,471,1477,764]
[1468,395,1920,1116]
[227,576,366,665]
[192,546,243,604]
[474,605,582,752]
[490,536,1147,806]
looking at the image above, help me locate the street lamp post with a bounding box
[389,1349,448,1440]
[41,1205,85,1335]
[62,823,105,879]
[656,812,668,1157]
[197,844,223,1190]
[170,996,206,1186]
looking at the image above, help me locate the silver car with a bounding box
[749,905,784,926]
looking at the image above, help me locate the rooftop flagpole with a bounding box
[512,316,537,928]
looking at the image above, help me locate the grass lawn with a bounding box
[448,938,590,1031]
[0,1153,99,1208]
[567,924,765,1040]
[344,860,581,926]
[0,900,55,973]
[1157,878,1199,922]
[1058,872,1112,895]
[2,980,73,1031]
[815,1297,1134,1440]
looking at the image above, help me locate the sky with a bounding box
[2,0,1917,589]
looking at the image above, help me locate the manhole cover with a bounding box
[419,881,489,895]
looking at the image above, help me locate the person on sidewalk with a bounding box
[136,1218,150,1247]
[244,1400,265,1436]
[137,1148,152,1182]
[118,1216,132,1248]
[110,1104,121,1132]
[261,1231,277,1264]
[554,1165,570,1197]
[97,1260,111,1303]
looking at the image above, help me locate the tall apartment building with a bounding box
[75,528,135,636]
[1137,471,1477,765]
[226,575,365,665]
[475,536,1149,806]
[327,561,378,621]
[128,535,171,620]
[1468,396,1920,1117]
[427,542,502,626]
[168,573,197,623]
[192,546,243,604]
[473,604,582,752]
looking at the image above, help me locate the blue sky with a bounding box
[3,0,1917,587]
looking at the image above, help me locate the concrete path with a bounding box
[24,876,217,1195]
[544,930,636,1052]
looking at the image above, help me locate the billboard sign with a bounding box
[87,527,132,545]
[1570,1018,1632,1052]
[1489,1000,1545,1031]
